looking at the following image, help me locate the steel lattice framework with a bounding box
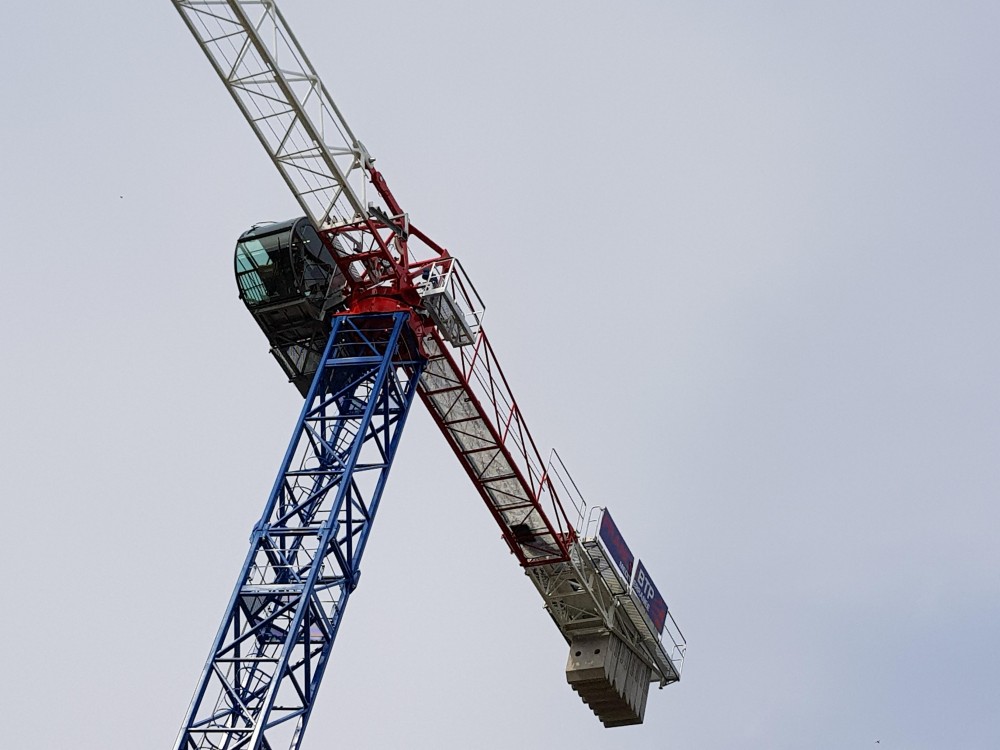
[170,0,685,743]
[173,0,422,301]
[174,313,424,750]
[174,0,371,227]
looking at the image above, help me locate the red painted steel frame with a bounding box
[320,165,575,568]
[417,328,576,567]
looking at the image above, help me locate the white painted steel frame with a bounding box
[526,539,684,688]
[172,0,377,229]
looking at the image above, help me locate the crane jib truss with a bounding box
[173,0,371,229]
[174,312,425,750]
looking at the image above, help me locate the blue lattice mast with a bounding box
[174,312,425,750]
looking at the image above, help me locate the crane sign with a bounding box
[170,2,685,747]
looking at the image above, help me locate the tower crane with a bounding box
[170,2,685,747]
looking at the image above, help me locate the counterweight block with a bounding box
[566,633,652,727]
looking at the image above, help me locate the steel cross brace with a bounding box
[174,312,425,750]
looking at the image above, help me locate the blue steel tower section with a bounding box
[174,312,425,750]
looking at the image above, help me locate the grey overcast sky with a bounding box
[1,1,998,748]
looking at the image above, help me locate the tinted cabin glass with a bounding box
[235,227,296,307]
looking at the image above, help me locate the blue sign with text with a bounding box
[632,559,668,634]
[598,511,635,582]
